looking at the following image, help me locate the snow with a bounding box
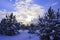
[0,30,39,40]
[50,36,54,40]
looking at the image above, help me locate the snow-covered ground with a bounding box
[0,30,39,40]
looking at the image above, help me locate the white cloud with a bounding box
[51,2,58,6]
[13,0,45,25]
[0,0,45,25]
[25,0,32,2]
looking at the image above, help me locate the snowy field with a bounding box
[0,30,39,40]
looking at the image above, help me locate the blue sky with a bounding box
[34,0,60,11]
[0,0,60,12]
[0,0,15,11]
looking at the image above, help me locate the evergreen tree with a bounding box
[21,24,26,30]
[38,7,60,40]
[38,7,56,40]
[28,23,36,34]
[56,8,60,19]
[48,7,55,19]
[53,8,60,40]
[0,13,21,36]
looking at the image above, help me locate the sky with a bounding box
[0,0,60,11]
[34,0,60,11]
[0,0,60,25]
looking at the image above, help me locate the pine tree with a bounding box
[28,23,36,34]
[38,7,56,40]
[0,13,21,36]
[53,8,60,40]
[21,24,26,30]
[39,7,60,40]
[48,7,55,19]
[56,8,60,19]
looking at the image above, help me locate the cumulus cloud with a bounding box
[13,0,45,25]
